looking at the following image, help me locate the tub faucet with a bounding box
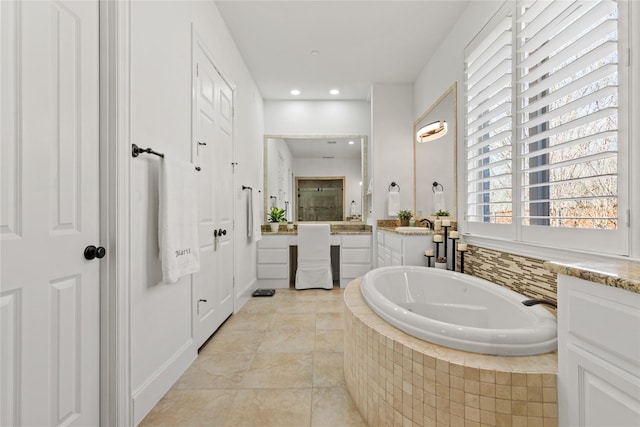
[419,218,433,230]
[522,299,557,309]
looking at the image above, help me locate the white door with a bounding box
[192,37,234,349]
[213,70,234,321]
[1,1,100,426]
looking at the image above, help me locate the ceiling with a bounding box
[215,1,470,100]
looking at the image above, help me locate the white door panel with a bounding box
[0,1,100,426]
[215,76,234,317]
[192,36,234,349]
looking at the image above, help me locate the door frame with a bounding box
[99,0,132,425]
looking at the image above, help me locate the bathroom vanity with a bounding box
[257,227,372,288]
[546,261,640,427]
[376,228,433,267]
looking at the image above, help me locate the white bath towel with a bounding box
[433,190,446,213]
[247,188,253,238]
[388,191,400,217]
[159,158,200,283]
[252,189,263,242]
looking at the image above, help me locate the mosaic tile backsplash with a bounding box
[462,245,558,304]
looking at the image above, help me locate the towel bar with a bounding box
[131,144,201,171]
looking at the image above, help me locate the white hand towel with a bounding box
[159,159,200,283]
[252,189,263,242]
[433,190,446,213]
[388,191,400,217]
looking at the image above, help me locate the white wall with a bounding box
[414,2,501,226]
[129,1,263,423]
[264,100,370,136]
[370,84,414,221]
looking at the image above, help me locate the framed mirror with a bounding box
[264,135,368,223]
[413,83,457,218]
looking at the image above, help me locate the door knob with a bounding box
[221,229,227,236]
[84,245,106,260]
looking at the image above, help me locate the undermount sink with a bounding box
[394,226,431,233]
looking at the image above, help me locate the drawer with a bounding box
[341,234,372,248]
[258,264,288,279]
[385,233,403,252]
[377,231,385,245]
[341,248,371,263]
[257,235,289,249]
[258,248,289,264]
[341,264,372,279]
[566,280,640,366]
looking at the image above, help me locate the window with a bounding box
[465,8,513,228]
[464,0,629,255]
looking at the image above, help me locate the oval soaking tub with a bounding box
[360,266,557,356]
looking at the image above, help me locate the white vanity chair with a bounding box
[295,224,333,289]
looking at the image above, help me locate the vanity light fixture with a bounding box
[417,120,448,143]
[290,89,301,96]
[330,89,340,95]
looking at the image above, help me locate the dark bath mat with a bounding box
[252,288,276,297]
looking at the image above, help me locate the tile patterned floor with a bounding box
[140,288,367,427]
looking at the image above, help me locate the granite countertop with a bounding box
[264,230,372,235]
[378,226,435,235]
[262,223,372,235]
[544,259,640,294]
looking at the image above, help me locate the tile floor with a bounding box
[140,288,367,427]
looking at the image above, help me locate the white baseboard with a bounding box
[235,277,256,312]
[132,339,196,425]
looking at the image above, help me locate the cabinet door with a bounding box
[391,251,403,266]
[559,275,640,427]
[565,344,640,427]
[382,247,391,267]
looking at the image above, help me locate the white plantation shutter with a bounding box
[464,6,513,229]
[464,0,628,255]
[517,0,619,230]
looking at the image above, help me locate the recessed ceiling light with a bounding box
[348,141,355,145]
[330,89,340,95]
[290,89,301,96]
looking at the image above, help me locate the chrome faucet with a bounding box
[522,299,557,309]
[419,218,433,230]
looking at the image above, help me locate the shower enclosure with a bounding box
[296,177,345,221]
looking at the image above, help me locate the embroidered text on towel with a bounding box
[175,248,192,257]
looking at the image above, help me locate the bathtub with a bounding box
[360,266,557,356]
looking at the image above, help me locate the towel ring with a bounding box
[388,182,400,192]
[432,182,444,193]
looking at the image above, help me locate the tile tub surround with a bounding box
[462,245,558,305]
[545,259,640,294]
[344,279,558,427]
